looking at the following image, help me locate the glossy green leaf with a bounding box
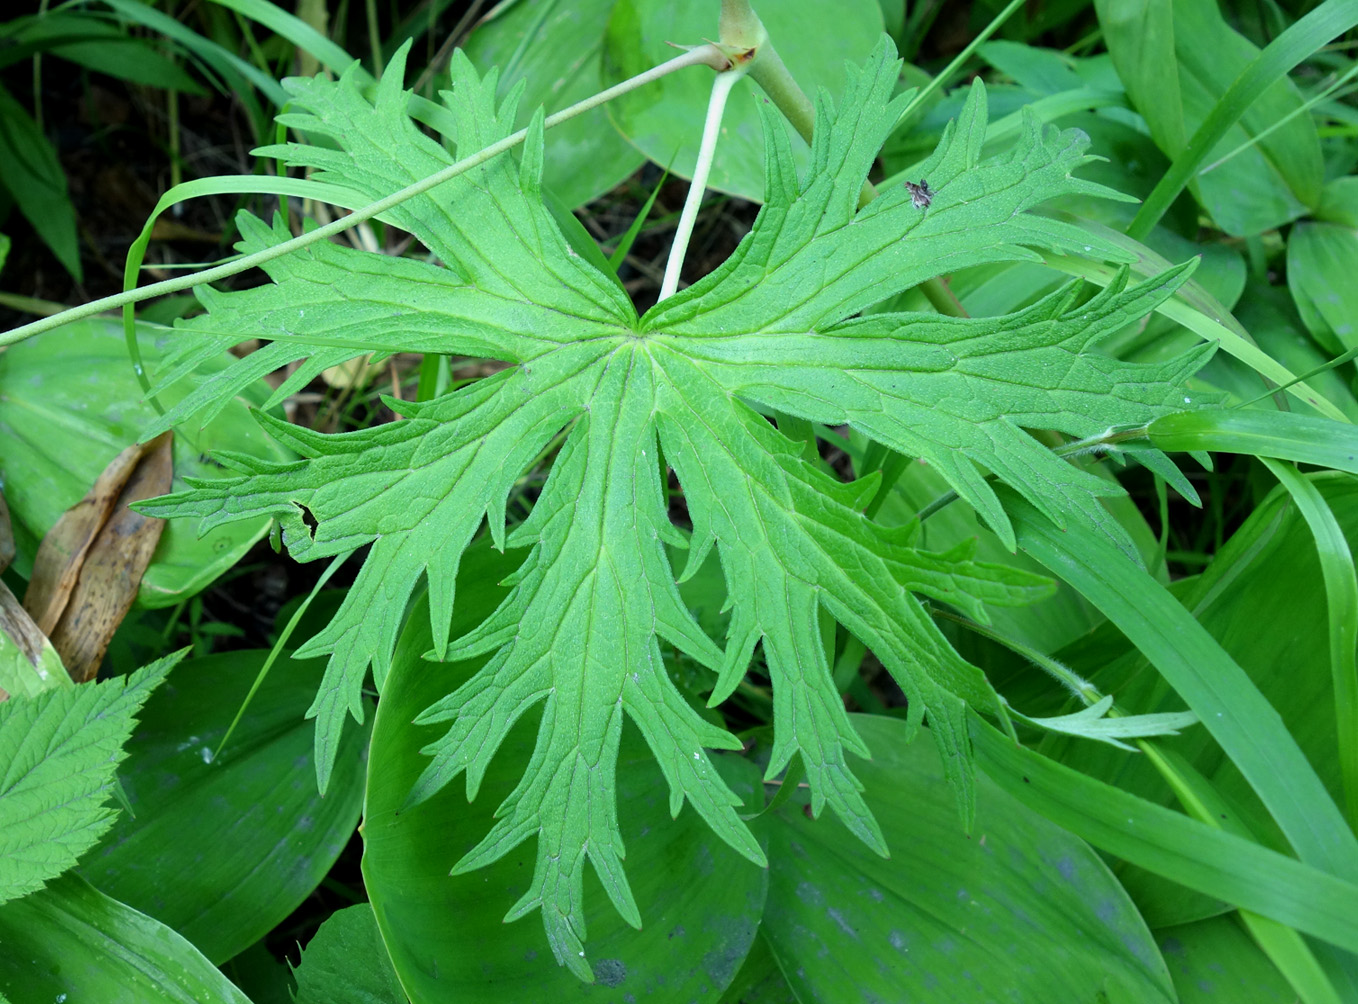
[978,40,1086,95]
[462,0,644,209]
[0,874,249,1003]
[0,317,290,606]
[1157,916,1298,1004]
[601,0,883,201]
[1094,0,1187,156]
[77,649,367,964]
[0,653,177,904]
[716,933,795,1004]
[1149,410,1358,473]
[293,904,404,1004]
[1317,176,1358,227]
[0,608,70,700]
[220,942,295,1004]
[759,715,1176,1002]
[1287,221,1358,356]
[0,83,80,279]
[362,556,768,996]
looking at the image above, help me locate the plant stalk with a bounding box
[1,44,730,349]
[658,64,749,302]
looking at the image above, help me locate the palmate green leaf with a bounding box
[139,38,1210,977]
[0,652,181,903]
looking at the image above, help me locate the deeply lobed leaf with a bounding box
[140,37,1211,977]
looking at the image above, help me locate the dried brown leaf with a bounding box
[25,432,174,682]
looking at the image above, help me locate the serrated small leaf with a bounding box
[292,904,404,1004]
[141,36,1210,973]
[0,651,182,903]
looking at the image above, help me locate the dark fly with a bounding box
[903,178,934,210]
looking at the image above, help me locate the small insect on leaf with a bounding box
[904,178,934,209]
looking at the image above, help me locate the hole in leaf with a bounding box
[293,501,319,540]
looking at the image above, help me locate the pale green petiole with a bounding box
[658,60,752,302]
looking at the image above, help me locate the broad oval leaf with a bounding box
[601,0,884,201]
[77,648,367,964]
[362,560,768,996]
[757,714,1176,1003]
[1157,915,1300,1004]
[1287,220,1358,357]
[716,933,796,1004]
[0,874,249,1003]
[0,317,290,607]
[293,904,404,1004]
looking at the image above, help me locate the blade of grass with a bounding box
[1235,346,1358,412]
[1260,461,1358,831]
[949,612,1344,1004]
[1128,0,1358,239]
[116,175,370,408]
[895,0,1026,126]
[607,164,671,272]
[204,0,356,74]
[1149,410,1358,473]
[1201,65,1358,176]
[103,0,285,107]
[213,552,349,760]
[1004,488,1358,885]
[971,713,1358,958]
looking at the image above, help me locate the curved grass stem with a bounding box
[0,44,729,350]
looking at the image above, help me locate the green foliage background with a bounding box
[2,1,1358,1002]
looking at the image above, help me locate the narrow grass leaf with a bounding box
[1129,0,1358,238]
[1149,410,1358,473]
[971,715,1358,955]
[1260,460,1358,830]
[1006,489,1358,884]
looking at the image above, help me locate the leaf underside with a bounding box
[139,37,1210,979]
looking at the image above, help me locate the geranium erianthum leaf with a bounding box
[137,36,1211,979]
